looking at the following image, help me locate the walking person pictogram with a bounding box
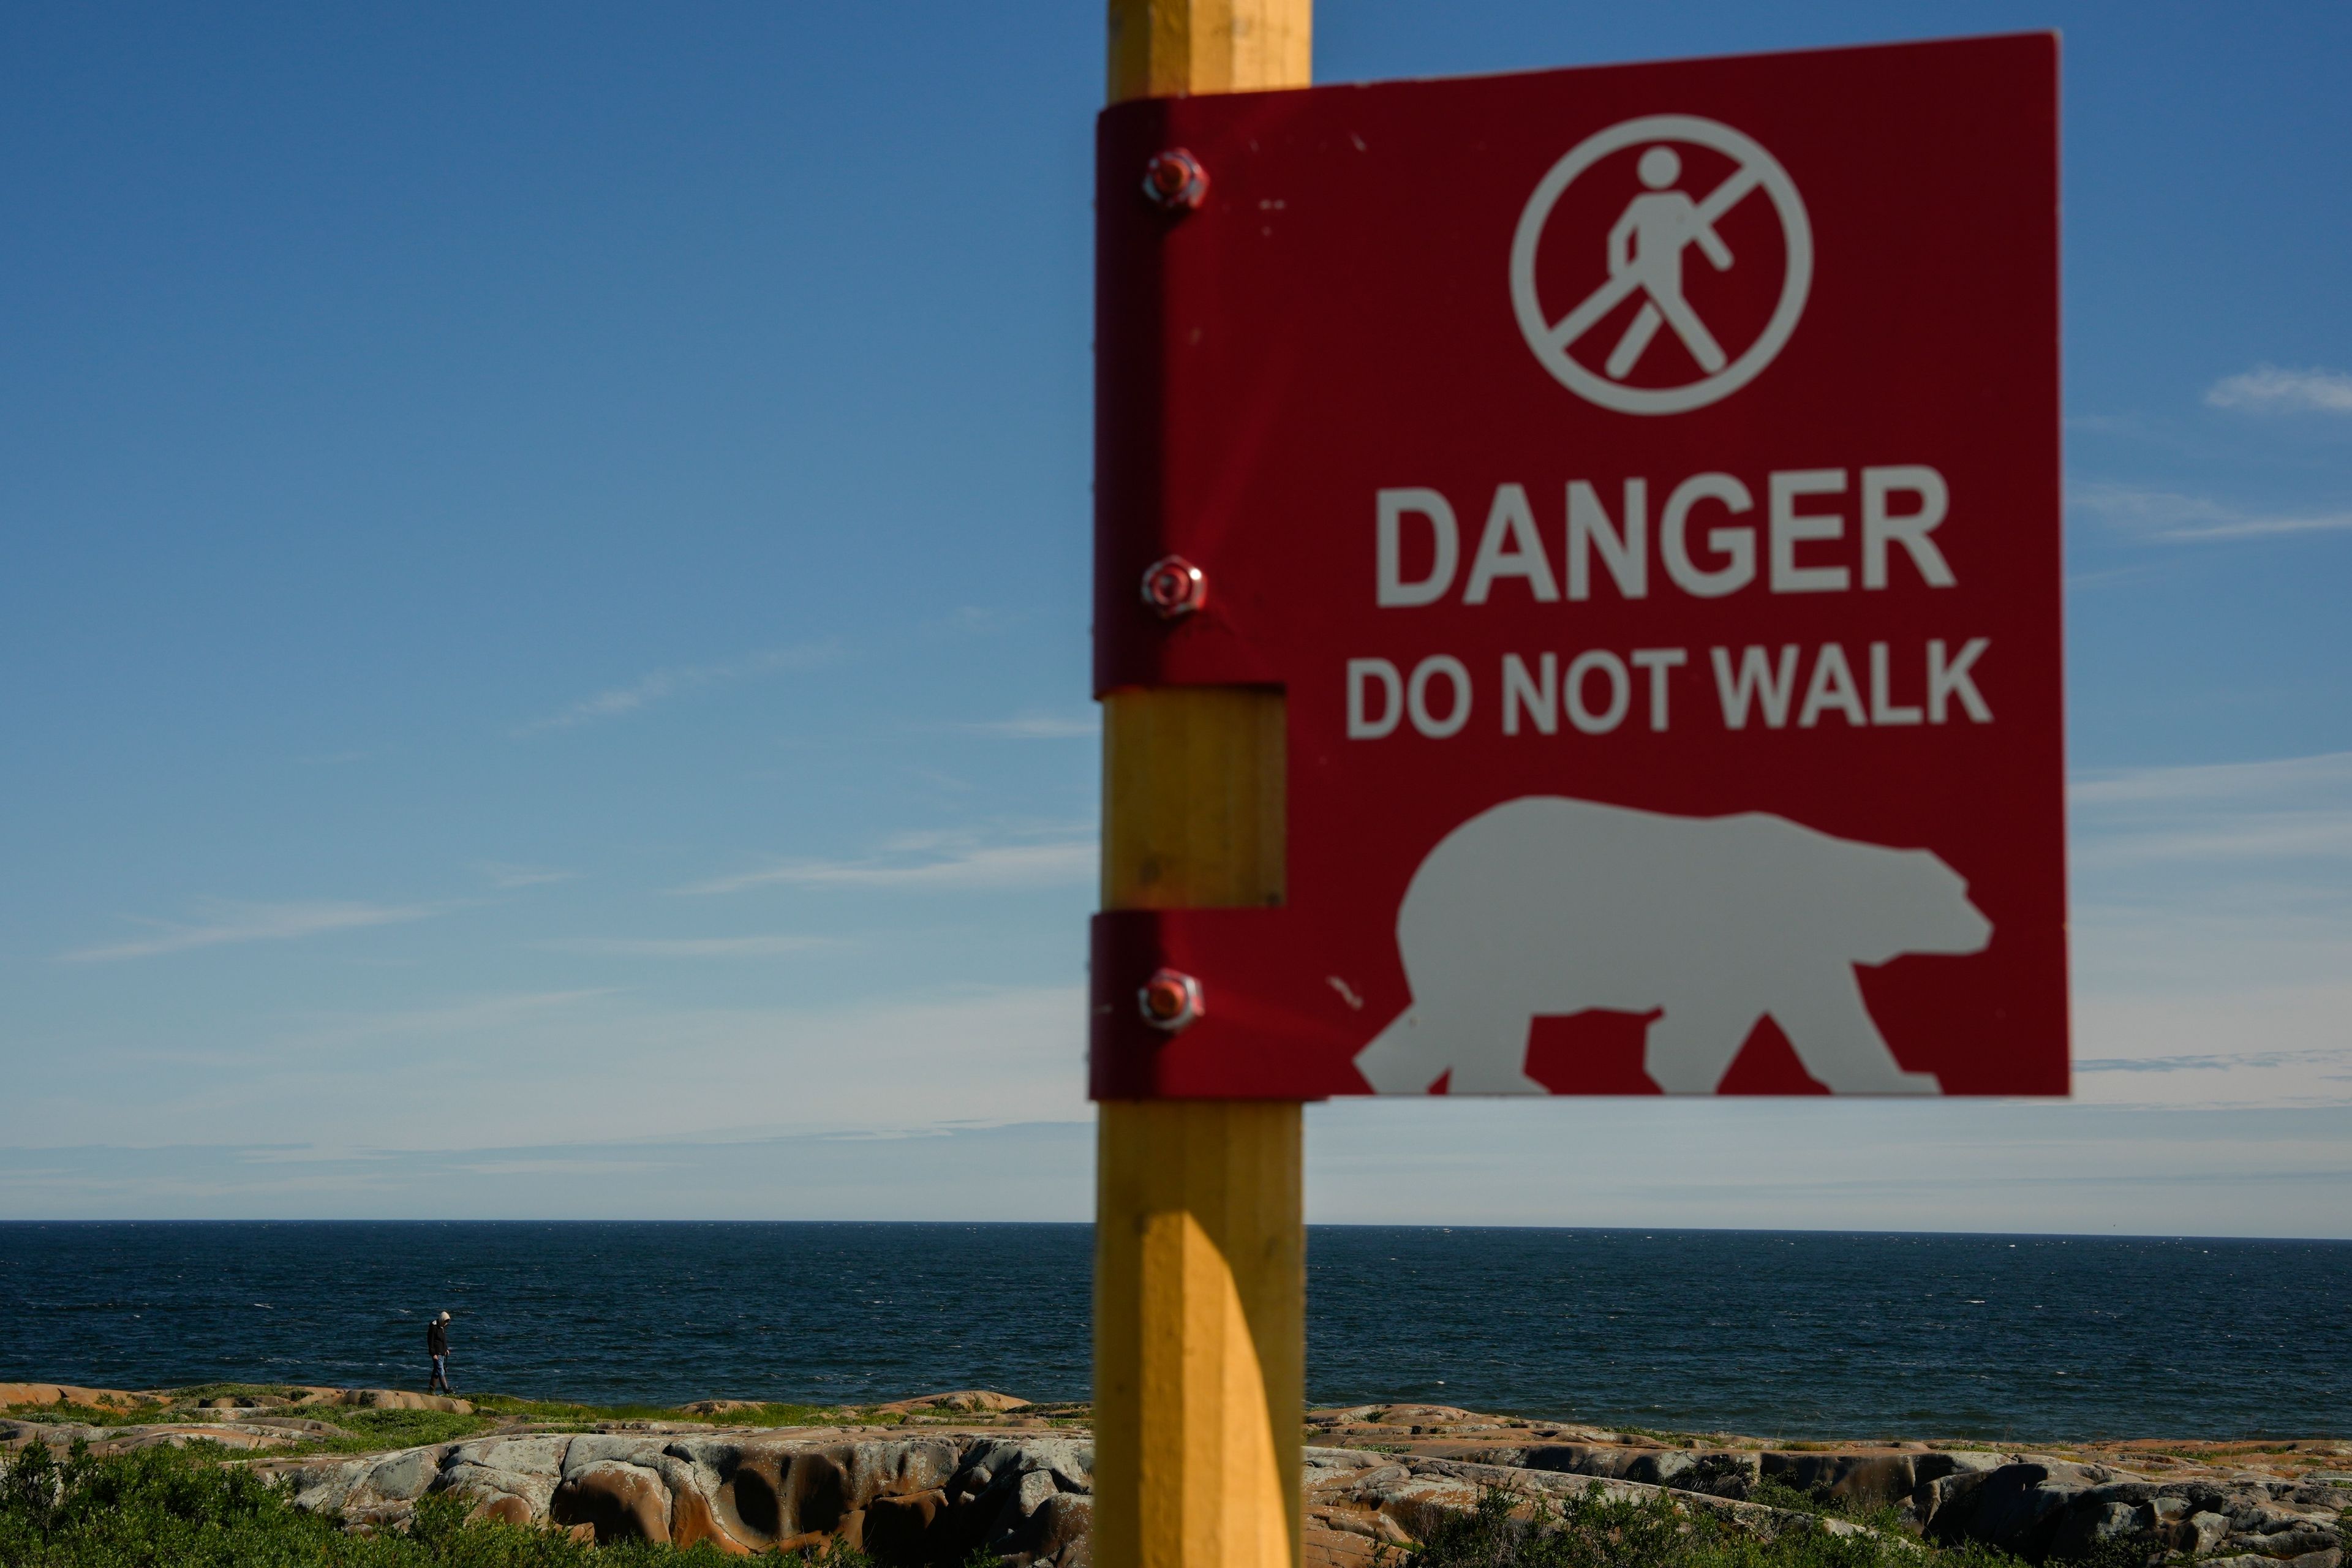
[1601,146,1734,379]
[1510,115,1812,415]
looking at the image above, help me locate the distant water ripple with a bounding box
[2,1223,2342,1439]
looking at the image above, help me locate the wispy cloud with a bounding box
[513,644,839,737]
[2070,976,2352,1111]
[2074,812,2352,867]
[2070,751,2352,807]
[2068,481,2352,542]
[2205,364,2352,415]
[2062,412,2149,435]
[298,989,617,1043]
[482,863,578,889]
[532,934,838,957]
[2071,751,2352,870]
[59,900,440,963]
[679,829,1096,895]
[951,714,1099,739]
[2078,1047,2352,1076]
[0,986,1089,1156]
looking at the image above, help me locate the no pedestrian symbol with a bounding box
[1510,115,1813,415]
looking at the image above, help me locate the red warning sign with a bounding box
[1091,34,2065,1099]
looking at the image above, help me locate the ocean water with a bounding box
[2,1223,2344,1440]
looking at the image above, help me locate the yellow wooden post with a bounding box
[1095,9,1311,1568]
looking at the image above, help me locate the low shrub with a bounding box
[0,1440,859,1565]
[1401,1483,2027,1568]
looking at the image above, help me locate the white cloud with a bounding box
[0,985,1089,1153]
[2068,481,2352,541]
[2066,750,2352,1110]
[2074,813,2352,867]
[481,863,579,889]
[2071,981,2352,1110]
[532,934,837,957]
[513,644,838,737]
[57,900,441,963]
[293,989,619,1044]
[2062,413,2148,435]
[2204,364,2352,415]
[2070,751,2352,869]
[680,831,1096,895]
[952,715,1099,739]
[2068,750,2352,806]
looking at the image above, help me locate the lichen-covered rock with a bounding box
[2,1417,315,1455]
[1922,1460,2349,1565]
[1022,1493,1095,1568]
[262,1413,2346,1568]
[280,1432,1097,1562]
[364,1447,443,1503]
[880,1391,1031,1415]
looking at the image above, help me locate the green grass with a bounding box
[164,1383,315,1404]
[303,1410,496,1455]
[462,1395,856,1430]
[1,1404,167,1431]
[4,1391,889,1444]
[2,1401,492,1455]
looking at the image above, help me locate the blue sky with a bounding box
[2,2,2347,1232]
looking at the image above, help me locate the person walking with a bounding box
[426,1311,456,1395]
[1600,144,1735,379]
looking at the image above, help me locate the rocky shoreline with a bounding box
[6,1385,2345,1568]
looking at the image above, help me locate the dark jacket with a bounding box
[427,1320,448,1357]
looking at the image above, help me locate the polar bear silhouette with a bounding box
[1352,796,1991,1096]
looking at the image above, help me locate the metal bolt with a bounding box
[1138,967,1205,1033]
[1140,554,1207,619]
[1142,148,1209,211]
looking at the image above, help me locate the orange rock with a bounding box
[0,1384,144,1409]
[877,1391,1030,1415]
[343,1389,472,1414]
[467,1494,534,1528]
[671,1485,754,1556]
[1305,1523,1384,1568]
[551,1462,673,1545]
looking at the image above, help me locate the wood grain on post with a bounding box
[1107,0,1310,102]
[1096,7,1310,1568]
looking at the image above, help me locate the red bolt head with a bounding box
[1139,968,1205,1032]
[1142,148,1209,211]
[1140,555,1207,619]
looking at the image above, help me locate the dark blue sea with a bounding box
[3,1224,2344,1441]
